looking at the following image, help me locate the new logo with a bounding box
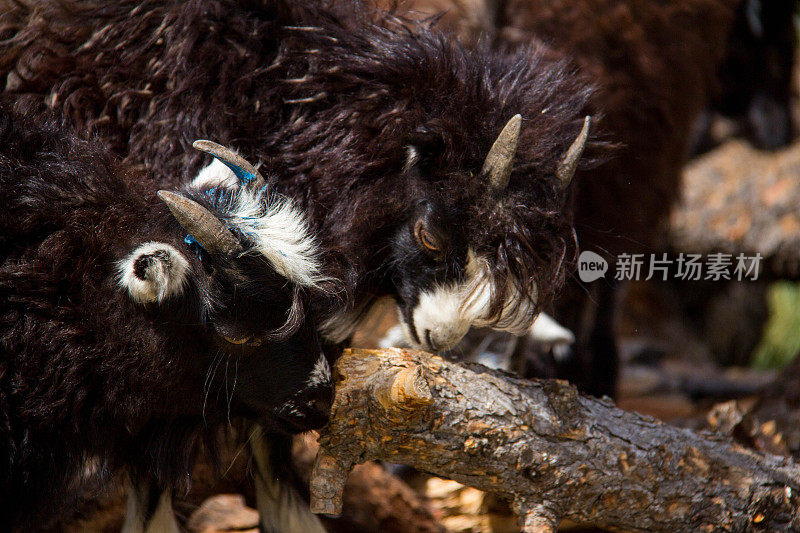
[578,251,608,282]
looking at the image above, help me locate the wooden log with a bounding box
[705,355,800,460]
[310,348,800,531]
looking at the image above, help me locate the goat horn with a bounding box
[556,116,591,190]
[158,190,242,256]
[482,114,522,193]
[192,140,267,190]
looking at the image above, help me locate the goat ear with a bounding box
[404,129,445,174]
[118,242,190,304]
[191,157,242,190]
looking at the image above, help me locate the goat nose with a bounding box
[426,327,466,352]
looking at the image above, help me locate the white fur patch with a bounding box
[405,249,537,351]
[307,354,331,387]
[225,187,325,288]
[251,430,326,533]
[118,242,190,304]
[411,280,474,351]
[192,158,241,190]
[529,313,575,346]
[190,153,325,288]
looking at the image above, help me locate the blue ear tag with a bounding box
[204,187,226,203]
[184,234,204,259]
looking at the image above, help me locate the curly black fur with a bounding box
[0,0,600,336]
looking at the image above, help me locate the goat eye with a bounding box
[222,335,262,346]
[414,221,440,254]
[223,335,249,345]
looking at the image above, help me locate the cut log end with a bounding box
[383,364,434,410]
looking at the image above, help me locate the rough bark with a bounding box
[292,433,445,533]
[310,348,800,532]
[704,355,800,461]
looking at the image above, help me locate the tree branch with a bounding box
[310,348,800,531]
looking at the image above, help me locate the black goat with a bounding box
[0,101,333,529]
[0,0,593,355]
[1,2,595,528]
[377,0,793,395]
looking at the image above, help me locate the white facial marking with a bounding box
[307,354,332,387]
[405,249,537,351]
[228,187,325,287]
[411,282,473,351]
[192,158,241,190]
[189,168,326,288]
[118,242,190,304]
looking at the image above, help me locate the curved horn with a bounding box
[192,140,267,190]
[482,114,522,193]
[556,116,591,190]
[158,190,242,256]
